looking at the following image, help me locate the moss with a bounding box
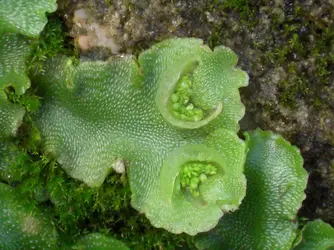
[254,2,334,110]
[205,0,253,44]
[104,0,113,7]
[207,30,221,50]
[289,33,303,53]
[316,56,330,83]
[2,139,195,249]
[27,14,78,75]
[279,77,309,107]
[221,0,249,20]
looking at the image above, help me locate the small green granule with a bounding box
[180,162,217,197]
[170,75,204,122]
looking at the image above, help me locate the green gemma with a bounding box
[180,161,218,197]
[170,75,205,122]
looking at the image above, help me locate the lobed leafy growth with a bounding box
[0,0,58,140]
[0,0,57,37]
[0,34,31,139]
[293,220,334,250]
[32,38,248,235]
[195,129,308,249]
[0,182,58,249]
[71,233,129,250]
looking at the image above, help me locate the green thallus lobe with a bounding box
[170,75,204,121]
[180,161,217,197]
[32,38,249,234]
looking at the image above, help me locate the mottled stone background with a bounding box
[57,0,334,226]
